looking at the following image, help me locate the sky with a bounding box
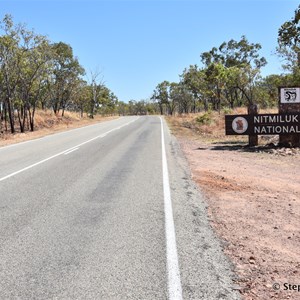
[0,0,299,102]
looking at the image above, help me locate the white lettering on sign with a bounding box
[254,115,299,123]
[280,88,300,104]
[254,125,300,134]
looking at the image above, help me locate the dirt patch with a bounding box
[167,113,300,300]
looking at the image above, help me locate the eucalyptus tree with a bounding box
[201,35,267,69]
[153,81,178,115]
[278,4,300,68]
[203,63,227,111]
[278,4,300,91]
[151,89,163,115]
[117,101,128,116]
[169,82,193,114]
[153,81,168,115]
[181,65,207,111]
[87,69,103,118]
[49,42,85,116]
[72,79,89,117]
[15,30,53,131]
[98,87,118,115]
[200,36,267,107]
[0,14,21,133]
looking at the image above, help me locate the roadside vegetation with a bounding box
[166,107,279,144]
[150,5,300,116]
[134,4,300,118]
[1,4,300,139]
[0,14,119,137]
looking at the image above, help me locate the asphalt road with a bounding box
[0,116,240,300]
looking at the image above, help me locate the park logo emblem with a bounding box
[232,117,248,134]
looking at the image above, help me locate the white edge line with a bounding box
[0,117,139,182]
[160,116,183,300]
[64,147,79,155]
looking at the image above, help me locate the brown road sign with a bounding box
[225,113,300,135]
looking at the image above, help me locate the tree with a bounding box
[87,69,103,118]
[117,101,128,116]
[49,42,85,116]
[170,82,193,114]
[73,79,89,118]
[201,36,267,107]
[278,5,300,66]
[256,74,286,108]
[151,89,163,115]
[204,63,227,111]
[0,14,120,136]
[181,65,207,111]
[201,36,267,69]
[99,87,118,115]
[0,14,20,133]
[153,81,178,115]
[15,30,52,131]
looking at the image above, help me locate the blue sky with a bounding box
[1,0,299,102]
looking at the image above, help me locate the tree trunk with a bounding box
[204,98,208,111]
[17,109,25,133]
[28,107,35,132]
[4,103,8,132]
[7,97,15,134]
[159,103,163,115]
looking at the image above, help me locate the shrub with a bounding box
[196,112,213,125]
[223,107,233,115]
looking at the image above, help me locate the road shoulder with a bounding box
[166,115,300,300]
[163,118,241,300]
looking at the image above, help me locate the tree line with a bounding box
[0,14,120,134]
[147,4,300,116]
[2,5,300,131]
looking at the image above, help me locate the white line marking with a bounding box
[64,147,79,155]
[0,117,124,151]
[0,117,139,182]
[160,117,183,300]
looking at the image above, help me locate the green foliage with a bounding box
[200,35,267,69]
[277,5,300,72]
[153,5,300,116]
[222,107,233,115]
[0,14,119,134]
[195,112,213,125]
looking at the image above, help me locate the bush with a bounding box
[223,107,233,115]
[195,112,213,125]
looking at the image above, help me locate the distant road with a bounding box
[0,116,240,299]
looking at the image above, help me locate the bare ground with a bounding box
[166,113,300,300]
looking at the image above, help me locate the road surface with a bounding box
[0,116,240,299]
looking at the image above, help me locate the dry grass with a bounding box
[166,107,279,145]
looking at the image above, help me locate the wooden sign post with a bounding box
[248,104,259,146]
